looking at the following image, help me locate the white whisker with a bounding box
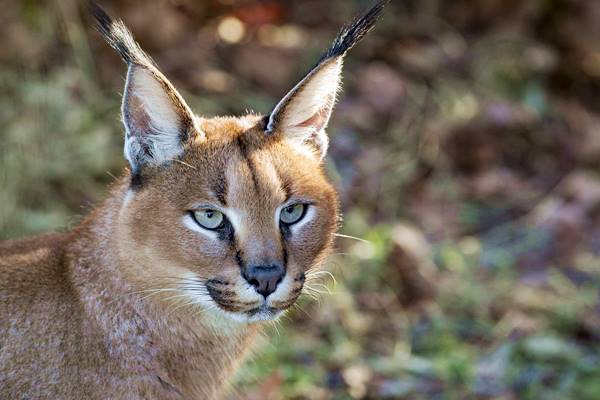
[334,233,370,243]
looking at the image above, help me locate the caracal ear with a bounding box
[91,3,202,173]
[266,0,388,159]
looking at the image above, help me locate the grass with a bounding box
[232,223,600,399]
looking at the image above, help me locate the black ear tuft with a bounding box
[318,0,388,63]
[265,0,388,158]
[89,1,154,67]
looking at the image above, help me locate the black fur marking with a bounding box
[214,183,227,206]
[294,272,306,283]
[246,157,261,194]
[265,1,387,135]
[211,172,228,206]
[282,246,288,270]
[281,180,292,202]
[280,223,291,241]
[236,136,260,192]
[206,278,230,286]
[216,219,235,242]
[318,0,388,64]
[273,163,293,202]
[260,115,270,130]
[130,169,143,189]
[235,134,249,159]
[235,250,245,270]
[89,1,155,67]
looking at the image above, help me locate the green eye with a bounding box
[193,209,224,230]
[280,204,306,225]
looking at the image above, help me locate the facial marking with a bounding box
[182,271,287,324]
[178,273,248,332]
[222,207,244,238]
[155,122,337,324]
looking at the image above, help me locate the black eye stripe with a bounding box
[217,220,235,242]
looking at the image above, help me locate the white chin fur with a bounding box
[216,306,284,324]
[178,273,284,331]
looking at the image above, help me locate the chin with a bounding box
[217,305,286,324]
[245,306,285,323]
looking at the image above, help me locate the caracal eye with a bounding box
[193,209,224,230]
[280,204,306,225]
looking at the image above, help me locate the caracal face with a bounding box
[117,115,338,323]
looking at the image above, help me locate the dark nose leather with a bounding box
[243,264,285,298]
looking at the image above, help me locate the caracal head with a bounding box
[92,1,386,323]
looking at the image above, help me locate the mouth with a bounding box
[202,277,303,322]
[207,292,295,322]
[244,304,284,322]
[208,296,287,322]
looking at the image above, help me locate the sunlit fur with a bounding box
[0,114,339,399]
[0,1,386,399]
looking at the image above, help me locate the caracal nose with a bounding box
[243,264,285,298]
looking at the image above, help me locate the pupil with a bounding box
[206,210,214,218]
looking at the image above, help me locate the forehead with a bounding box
[173,115,327,209]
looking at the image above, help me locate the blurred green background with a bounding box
[1,0,600,399]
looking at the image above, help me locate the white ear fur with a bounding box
[267,58,343,158]
[122,65,199,170]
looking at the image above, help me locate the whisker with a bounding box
[166,299,197,317]
[305,270,338,286]
[291,302,311,319]
[137,289,181,302]
[278,313,292,324]
[301,288,322,306]
[145,276,208,285]
[166,295,216,318]
[306,282,333,294]
[168,159,197,170]
[106,287,180,305]
[328,252,353,257]
[334,233,370,243]
[304,283,331,295]
[107,275,210,306]
[269,320,281,338]
[105,170,118,181]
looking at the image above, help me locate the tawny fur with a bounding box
[0,117,338,399]
[0,1,386,398]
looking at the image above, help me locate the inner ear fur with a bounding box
[92,2,201,173]
[121,65,199,170]
[266,58,342,158]
[266,0,388,159]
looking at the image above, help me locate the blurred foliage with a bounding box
[1,0,600,399]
